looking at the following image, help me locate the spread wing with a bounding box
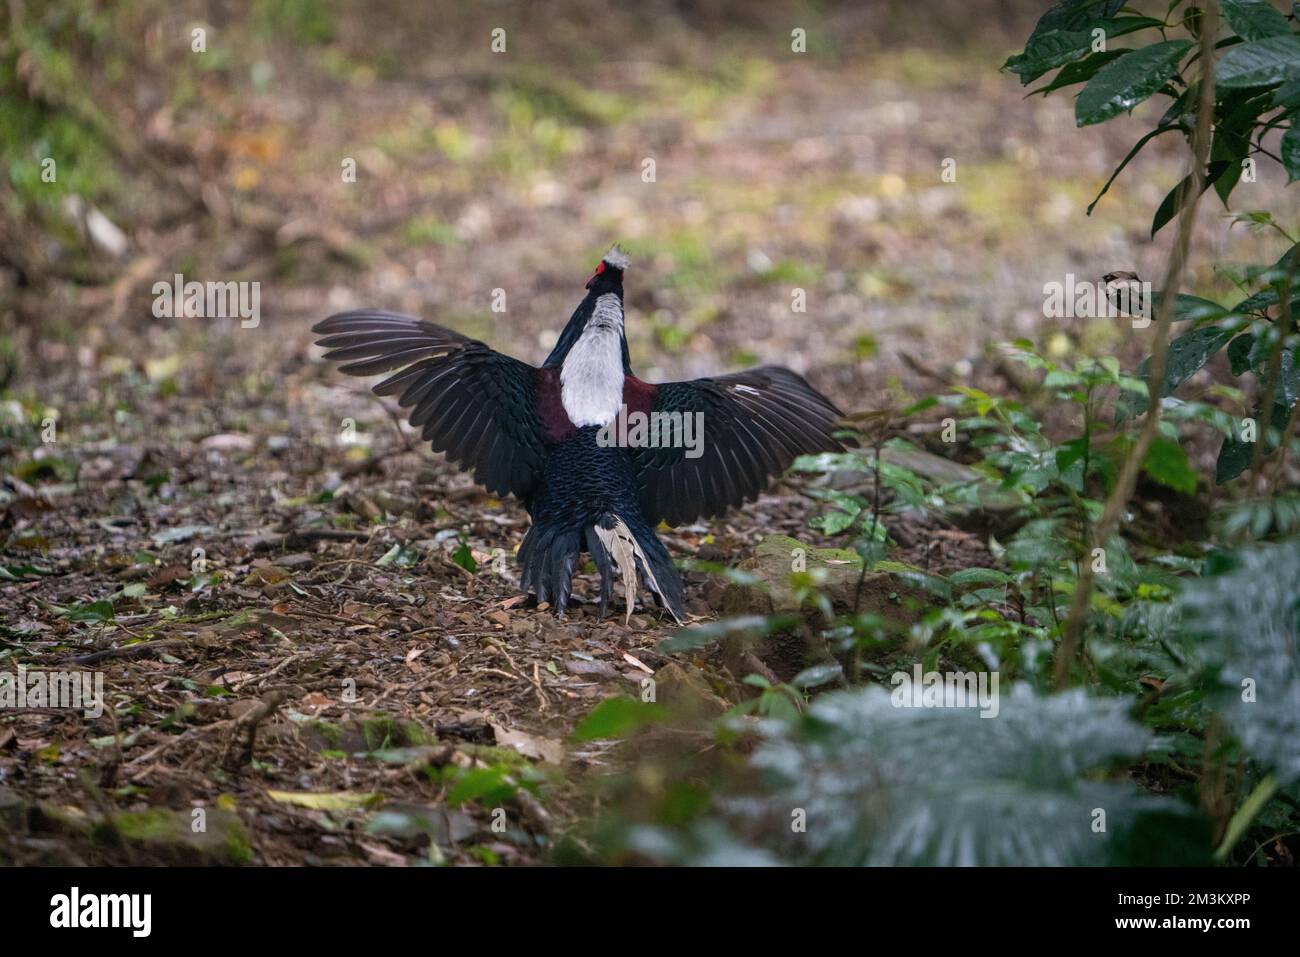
[630,367,846,527]
[313,311,545,500]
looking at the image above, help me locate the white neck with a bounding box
[561,293,625,428]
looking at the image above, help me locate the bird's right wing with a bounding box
[313,311,546,500]
[629,366,846,527]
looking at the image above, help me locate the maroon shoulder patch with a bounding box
[623,376,657,417]
[536,367,575,443]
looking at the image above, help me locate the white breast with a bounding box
[561,293,625,427]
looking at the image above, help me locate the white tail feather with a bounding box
[594,518,682,625]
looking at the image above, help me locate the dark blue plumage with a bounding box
[313,245,845,623]
[518,425,682,619]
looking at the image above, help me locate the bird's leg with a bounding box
[596,559,613,620]
[585,526,615,620]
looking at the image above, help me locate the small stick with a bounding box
[66,639,186,666]
[223,690,288,769]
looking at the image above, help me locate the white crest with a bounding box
[602,244,631,270]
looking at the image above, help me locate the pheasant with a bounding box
[313,245,846,622]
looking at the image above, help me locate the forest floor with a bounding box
[2,5,1293,864]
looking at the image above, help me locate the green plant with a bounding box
[1006,0,1300,486]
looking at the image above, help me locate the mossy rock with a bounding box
[720,535,926,622]
[653,662,731,721]
[293,714,433,754]
[92,807,251,865]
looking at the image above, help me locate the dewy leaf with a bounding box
[1221,0,1293,41]
[740,686,1201,866]
[1006,29,1103,85]
[1075,41,1193,127]
[1031,0,1128,37]
[1227,332,1257,374]
[1216,35,1300,90]
[1162,322,1237,385]
[1177,542,1300,784]
[1216,431,1255,483]
[1006,3,1160,85]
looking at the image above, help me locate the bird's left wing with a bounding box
[628,366,846,527]
[313,311,546,500]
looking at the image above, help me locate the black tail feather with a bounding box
[521,512,684,622]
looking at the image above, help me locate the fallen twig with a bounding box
[222,690,288,769]
[66,639,187,666]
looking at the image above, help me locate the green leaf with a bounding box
[1210,91,1272,205]
[1029,48,1127,96]
[451,540,477,573]
[0,564,52,580]
[1005,29,1102,85]
[1075,41,1193,127]
[1221,0,1293,42]
[1274,77,1300,111]
[445,765,519,806]
[1162,323,1237,385]
[1006,5,1164,85]
[810,510,858,534]
[1143,436,1198,495]
[1227,332,1257,374]
[1282,123,1300,182]
[1151,161,1231,236]
[1162,292,1229,323]
[659,614,798,652]
[1005,518,1075,568]
[948,567,1012,586]
[571,697,665,741]
[1044,368,1084,388]
[791,663,843,689]
[1216,431,1254,482]
[376,544,420,568]
[59,600,116,623]
[1032,0,1128,36]
[1086,125,1182,214]
[1216,35,1300,89]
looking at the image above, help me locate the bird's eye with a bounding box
[595,262,606,275]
